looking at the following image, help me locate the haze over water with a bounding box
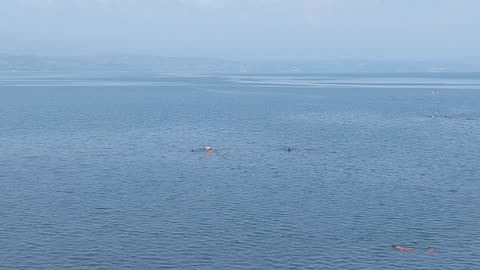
[1,73,480,269]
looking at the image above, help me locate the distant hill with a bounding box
[0,54,244,73]
[1,54,480,73]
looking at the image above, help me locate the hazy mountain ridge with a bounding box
[0,54,244,73]
[1,54,480,73]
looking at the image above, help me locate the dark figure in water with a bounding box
[287,148,293,152]
[391,245,413,252]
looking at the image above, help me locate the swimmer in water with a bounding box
[426,247,435,254]
[203,145,213,152]
[391,245,413,252]
[287,148,293,152]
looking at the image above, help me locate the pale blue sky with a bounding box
[1,0,479,60]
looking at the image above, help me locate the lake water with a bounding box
[1,73,480,269]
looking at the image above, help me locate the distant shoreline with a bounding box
[2,54,480,74]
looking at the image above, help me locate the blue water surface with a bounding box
[1,73,480,269]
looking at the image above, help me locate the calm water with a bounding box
[1,73,480,269]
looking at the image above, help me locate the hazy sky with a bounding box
[1,0,479,60]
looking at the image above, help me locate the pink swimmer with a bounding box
[391,245,413,252]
